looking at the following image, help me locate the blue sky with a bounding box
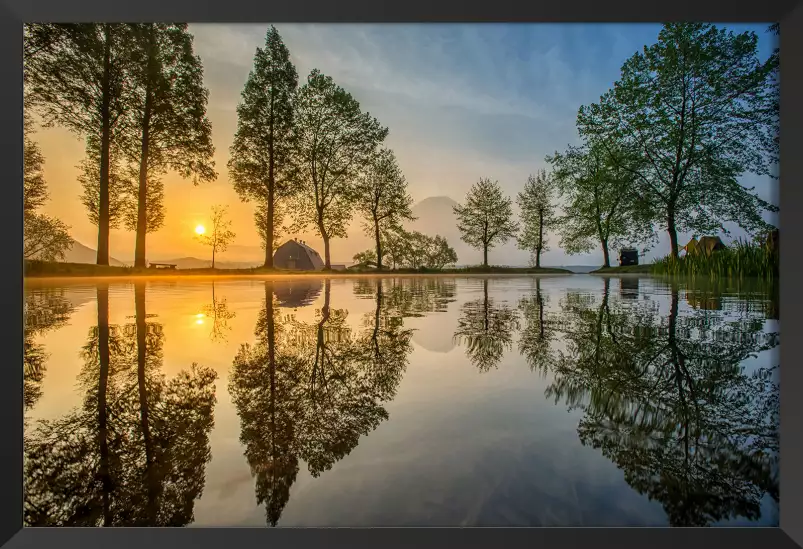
[186,23,779,266]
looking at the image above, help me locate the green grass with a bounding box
[24,260,572,278]
[651,240,778,280]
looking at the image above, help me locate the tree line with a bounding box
[23,23,779,270]
[447,23,779,269]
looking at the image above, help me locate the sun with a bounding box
[195,224,206,235]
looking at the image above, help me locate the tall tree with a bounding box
[25,24,136,265]
[548,142,655,268]
[577,23,779,258]
[516,170,557,268]
[354,148,415,270]
[197,205,236,269]
[290,69,389,269]
[254,196,287,256]
[229,26,298,269]
[453,178,518,267]
[126,24,217,268]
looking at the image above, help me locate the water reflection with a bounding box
[545,278,779,526]
[517,278,557,375]
[22,276,780,527]
[24,283,218,526]
[202,281,236,342]
[229,279,414,526]
[453,279,520,372]
[24,289,76,412]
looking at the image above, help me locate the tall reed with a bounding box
[651,240,778,280]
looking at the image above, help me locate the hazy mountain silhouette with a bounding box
[61,241,126,266]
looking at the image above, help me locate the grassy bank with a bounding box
[651,241,778,280]
[24,260,572,278]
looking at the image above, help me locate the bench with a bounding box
[149,263,177,270]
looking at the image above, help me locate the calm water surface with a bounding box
[23,275,780,527]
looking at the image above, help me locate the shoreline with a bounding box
[23,260,580,281]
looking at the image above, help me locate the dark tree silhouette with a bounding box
[24,283,218,526]
[25,24,136,265]
[229,279,413,526]
[453,279,520,372]
[546,279,779,526]
[23,289,76,413]
[125,24,217,267]
[202,281,237,342]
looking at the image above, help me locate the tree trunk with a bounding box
[374,216,382,271]
[135,283,158,523]
[265,93,276,269]
[134,99,152,268]
[601,238,610,268]
[211,245,216,269]
[536,209,544,268]
[483,245,488,268]
[96,284,112,525]
[667,209,680,259]
[96,26,112,266]
[321,229,331,269]
[134,31,155,269]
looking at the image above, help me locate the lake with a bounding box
[23,275,780,527]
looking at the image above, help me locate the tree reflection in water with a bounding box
[545,277,779,526]
[453,278,520,372]
[229,278,415,526]
[24,283,218,527]
[24,288,76,413]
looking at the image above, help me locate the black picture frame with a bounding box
[2,2,800,548]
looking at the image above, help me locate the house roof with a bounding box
[276,239,325,270]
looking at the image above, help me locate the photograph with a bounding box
[22,22,780,527]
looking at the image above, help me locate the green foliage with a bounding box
[352,249,377,266]
[377,229,458,270]
[548,141,655,267]
[652,239,779,280]
[453,178,518,267]
[516,170,557,267]
[577,23,779,257]
[228,26,298,266]
[290,69,388,267]
[354,148,415,269]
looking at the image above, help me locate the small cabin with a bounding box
[619,248,639,266]
[273,238,325,271]
[273,280,323,308]
[684,236,726,257]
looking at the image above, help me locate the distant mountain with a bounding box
[407,196,468,254]
[61,241,126,266]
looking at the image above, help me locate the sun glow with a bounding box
[195,224,206,235]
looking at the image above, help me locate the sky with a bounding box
[33,23,779,266]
